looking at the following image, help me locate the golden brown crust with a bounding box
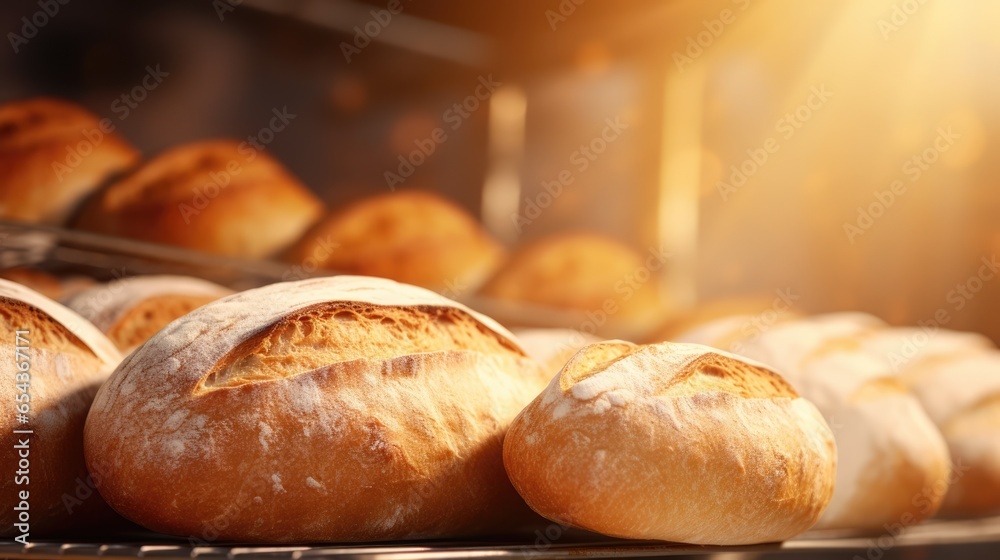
[0,280,122,535]
[85,276,547,542]
[73,140,324,259]
[107,294,219,351]
[504,341,836,545]
[0,97,140,224]
[286,190,505,291]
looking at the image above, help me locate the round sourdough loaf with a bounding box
[64,275,233,352]
[503,341,836,545]
[0,97,140,224]
[84,276,549,542]
[0,279,122,535]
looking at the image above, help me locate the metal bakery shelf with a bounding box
[0,220,644,339]
[3,516,1000,559]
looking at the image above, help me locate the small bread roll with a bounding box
[85,276,548,542]
[891,351,1000,516]
[286,191,505,292]
[732,318,952,530]
[0,279,122,535]
[503,341,836,545]
[63,275,233,352]
[513,328,602,375]
[0,98,140,224]
[73,140,324,259]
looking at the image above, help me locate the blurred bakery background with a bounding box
[3,0,1000,344]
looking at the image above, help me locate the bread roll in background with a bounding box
[650,296,802,347]
[0,98,140,224]
[0,279,123,535]
[513,328,602,375]
[857,327,995,374]
[85,276,549,543]
[73,140,324,259]
[480,232,667,337]
[728,317,951,531]
[503,341,836,545]
[0,268,64,300]
[64,275,234,352]
[286,190,505,293]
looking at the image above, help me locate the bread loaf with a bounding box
[0,97,140,224]
[73,140,324,259]
[286,191,505,293]
[84,276,548,542]
[0,279,122,536]
[64,275,233,352]
[503,341,836,545]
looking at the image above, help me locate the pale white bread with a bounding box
[894,351,1000,516]
[0,279,123,535]
[855,327,995,373]
[84,276,547,542]
[735,315,883,382]
[901,352,1000,426]
[794,348,951,529]
[806,312,888,331]
[503,341,836,545]
[730,318,951,530]
[64,275,234,351]
[513,328,602,375]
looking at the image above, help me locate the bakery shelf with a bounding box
[0,220,646,338]
[4,516,1000,559]
[0,220,292,290]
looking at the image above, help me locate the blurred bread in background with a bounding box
[286,190,505,293]
[72,140,324,259]
[730,316,951,531]
[513,328,601,375]
[64,275,233,352]
[651,295,804,348]
[875,348,1000,517]
[0,97,140,224]
[480,232,667,335]
[0,267,63,300]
